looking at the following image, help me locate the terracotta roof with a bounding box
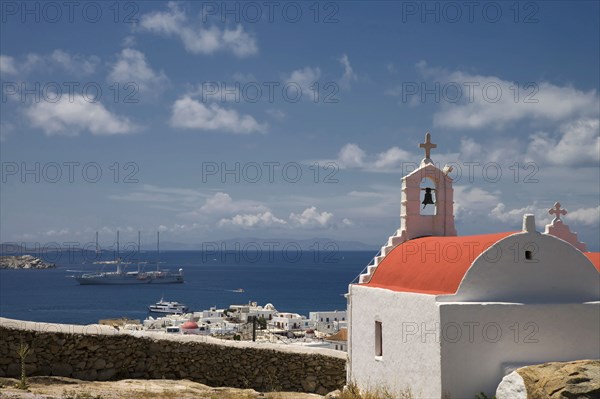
[363,232,600,294]
[584,252,600,272]
[363,232,516,295]
[325,328,347,342]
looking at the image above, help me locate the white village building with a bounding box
[228,302,278,322]
[309,310,347,334]
[269,312,314,331]
[347,133,600,398]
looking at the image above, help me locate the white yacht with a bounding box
[148,297,189,314]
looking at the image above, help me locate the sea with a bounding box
[0,250,373,325]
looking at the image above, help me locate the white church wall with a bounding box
[438,302,600,398]
[348,285,442,398]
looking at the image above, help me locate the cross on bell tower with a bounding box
[544,201,586,251]
[419,132,437,165]
[549,202,567,222]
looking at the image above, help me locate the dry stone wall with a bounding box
[0,318,346,395]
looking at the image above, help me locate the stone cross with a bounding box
[419,132,437,159]
[549,202,567,221]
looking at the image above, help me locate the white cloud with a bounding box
[49,49,100,76]
[139,2,257,57]
[526,118,600,166]
[108,48,169,95]
[457,118,599,168]
[2,50,99,77]
[459,136,521,163]
[373,147,413,170]
[289,206,334,228]
[491,202,600,229]
[339,54,357,89]
[0,55,18,75]
[320,143,418,172]
[222,25,258,57]
[284,66,321,100]
[218,211,287,228]
[490,202,551,225]
[170,96,267,134]
[122,35,137,47]
[198,192,268,215]
[566,206,600,226]
[337,143,366,168]
[44,228,70,237]
[185,82,241,103]
[453,186,501,219]
[408,61,599,130]
[25,94,138,136]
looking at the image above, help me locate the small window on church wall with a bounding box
[420,177,436,216]
[525,250,533,260]
[375,321,383,357]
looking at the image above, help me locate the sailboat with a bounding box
[142,232,184,284]
[71,231,183,285]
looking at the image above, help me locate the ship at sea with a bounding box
[148,296,189,314]
[70,232,184,285]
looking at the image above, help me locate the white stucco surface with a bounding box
[438,302,600,398]
[348,285,442,398]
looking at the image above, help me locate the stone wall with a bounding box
[0,318,346,395]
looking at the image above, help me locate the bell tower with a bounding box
[399,132,457,240]
[358,132,457,283]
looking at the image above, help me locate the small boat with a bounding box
[148,297,189,314]
[233,288,245,293]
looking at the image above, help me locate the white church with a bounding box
[347,133,600,398]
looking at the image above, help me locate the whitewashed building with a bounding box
[309,310,347,334]
[347,133,600,398]
[325,328,348,352]
[229,302,278,322]
[269,312,313,331]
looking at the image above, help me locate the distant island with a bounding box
[0,255,55,269]
[1,238,378,252]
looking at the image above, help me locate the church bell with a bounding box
[422,187,435,208]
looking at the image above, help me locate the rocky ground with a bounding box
[0,256,55,270]
[0,377,330,399]
[496,359,600,399]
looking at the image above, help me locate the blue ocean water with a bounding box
[0,250,372,325]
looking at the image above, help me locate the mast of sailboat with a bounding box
[116,230,121,274]
[156,231,160,272]
[138,230,141,272]
[95,231,99,255]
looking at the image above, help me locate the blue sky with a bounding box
[1,1,599,250]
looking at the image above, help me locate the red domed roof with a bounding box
[181,321,199,329]
[364,232,515,295]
